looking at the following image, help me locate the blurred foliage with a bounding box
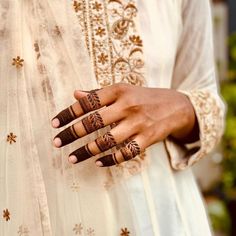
[206,197,231,234]
[221,32,236,198]
[228,32,236,80]
[221,82,236,198]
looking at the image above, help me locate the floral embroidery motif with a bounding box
[72,0,146,87]
[92,2,102,11]
[7,132,17,144]
[12,56,24,68]
[73,1,83,12]
[73,223,83,234]
[17,225,30,236]
[86,227,95,236]
[3,209,10,221]
[168,90,225,170]
[120,227,130,236]
[98,52,108,65]
[186,91,224,164]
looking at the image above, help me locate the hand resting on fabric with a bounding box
[51,83,198,167]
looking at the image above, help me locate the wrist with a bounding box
[171,94,199,144]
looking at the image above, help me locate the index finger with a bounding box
[51,85,119,128]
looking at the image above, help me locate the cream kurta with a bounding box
[0,0,224,236]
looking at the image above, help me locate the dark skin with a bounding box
[52,83,198,166]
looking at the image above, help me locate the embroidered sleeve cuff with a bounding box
[165,90,225,170]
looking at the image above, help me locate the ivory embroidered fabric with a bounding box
[0,0,224,235]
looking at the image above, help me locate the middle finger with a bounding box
[53,103,124,148]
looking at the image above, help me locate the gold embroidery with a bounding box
[129,35,143,47]
[73,223,83,234]
[7,132,17,144]
[168,90,224,170]
[12,56,24,68]
[73,1,83,12]
[98,52,109,65]
[95,26,106,37]
[3,209,10,221]
[120,227,130,236]
[72,0,146,87]
[17,225,30,236]
[92,2,102,11]
[185,91,224,165]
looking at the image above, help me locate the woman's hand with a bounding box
[51,83,198,167]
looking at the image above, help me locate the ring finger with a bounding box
[68,120,138,164]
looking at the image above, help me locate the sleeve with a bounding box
[165,0,226,170]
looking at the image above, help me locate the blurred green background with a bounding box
[198,1,236,235]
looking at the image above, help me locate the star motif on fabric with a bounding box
[92,2,102,11]
[120,227,130,236]
[12,56,24,68]
[73,1,83,12]
[95,27,106,37]
[73,223,83,234]
[71,182,80,192]
[3,209,10,221]
[7,132,17,144]
[98,53,108,65]
[86,227,95,235]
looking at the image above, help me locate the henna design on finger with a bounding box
[95,132,117,152]
[52,105,76,127]
[82,111,105,134]
[115,137,132,150]
[96,153,118,167]
[69,144,94,163]
[120,141,141,161]
[112,153,119,165]
[79,90,102,114]
[54,124,80,147]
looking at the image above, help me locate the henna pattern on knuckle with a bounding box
[53,105,76,127]
[95,132,117,152]
[120,141,141,161]
[82,111,105,134]
[79,91,102,113]
[55,125,80,147]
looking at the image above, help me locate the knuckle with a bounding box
[113,83,130,96]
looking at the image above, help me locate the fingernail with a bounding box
[68,155,78,164]
[51,118,60,128]
[53,137,62,148]
[95,161,103,167]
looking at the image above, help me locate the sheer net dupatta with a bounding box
[0,0,150,234]
[0,0,97,235]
